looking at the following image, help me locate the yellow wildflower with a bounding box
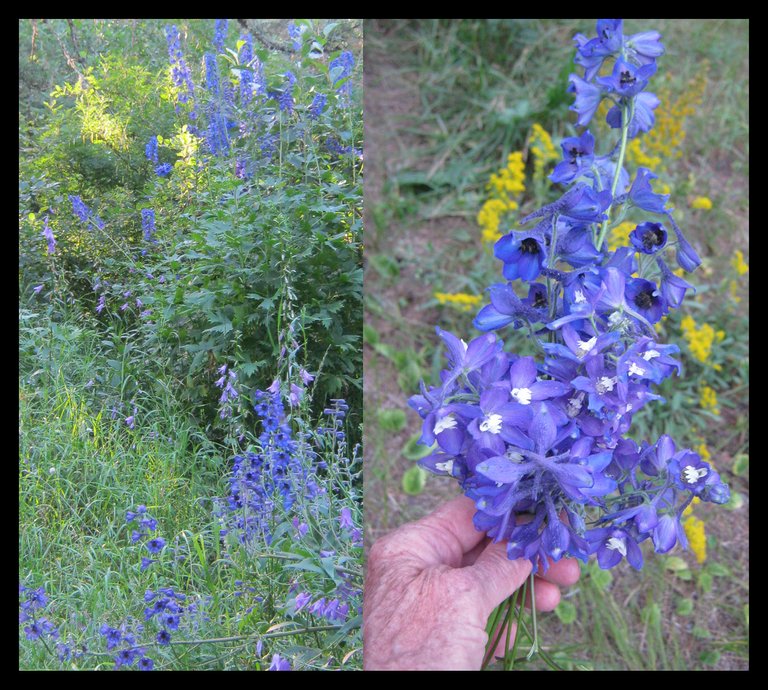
[731,250,749,276]
[625,138,662,170]
[606,221,636,253]
[729,279,742,304]
[479,151,526,243]
[681,316,716,363]
[478,198,515,244]
[695,443,712,464]
[488,151,526,197]
[434,292,483,312]
[699,386,720,415]
[690,196,713,210]
[683,515,707,564]
[528,124,558,182]
[683,496,702,517]
[625,69,708,173]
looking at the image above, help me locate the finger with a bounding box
[524,576,561,612]
[460,536,490,567]
[463,539,532,614]
[538,556,581,587]
[403,495,489,567]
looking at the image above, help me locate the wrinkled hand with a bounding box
[363,496,580,670]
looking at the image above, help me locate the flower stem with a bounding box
[596,98,635,251]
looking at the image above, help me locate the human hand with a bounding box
[363,495,580,670]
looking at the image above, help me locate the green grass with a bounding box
[19,312,222,668]
[19,309,363,670]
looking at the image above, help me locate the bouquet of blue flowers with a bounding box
[408,20,730,663]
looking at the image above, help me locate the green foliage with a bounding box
[21,18,363,445]
[402,466,428,495]
[377,408,407,432]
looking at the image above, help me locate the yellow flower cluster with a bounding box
[478,198,518,244]
[626,138,662,170]
[695,442,712,464]
[478,151,526,244]
[607,221,636,253]
[690,196,713,210]
[729,279,742,304]
[680,315,724,364]
[488,151,526,197]
[434,291,483,312]
[627,70,708,172]
[731,249,749,276]
[682,495,701,517]
[528,124,559,183]
[683,514,707,564]
[699,385,720,415]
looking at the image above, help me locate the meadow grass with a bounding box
[20,308,363,669]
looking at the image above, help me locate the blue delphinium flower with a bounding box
[155,163,173,177]
[213,19,228,54]
[41,215,56,254]
[165,25,195,109]
[204,53,219,95]
[308,93,327,120]
[329,50,355,103]
[268,653,291,671]
[146,537,166,554]
[277,71,296,113]
[288,21,305,51]
[550,130,595,184]
[239,34,254,105]
[141,209,156,241]
[411,19,727,576]
[69,195,91,224]
[629,221,667,254]
[145,135,159,164]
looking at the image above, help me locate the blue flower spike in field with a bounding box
[409,19,730,670]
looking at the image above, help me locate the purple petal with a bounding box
[476,455,532,484]
[509,356,537,388]
[529,406,557,453]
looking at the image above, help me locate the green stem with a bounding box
[526,572,539,660]
[505,579,528,670]
[596,98,635,252]
[481,597,514,669]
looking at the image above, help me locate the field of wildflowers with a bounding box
[20,18,362,670]
[364,18,747,670]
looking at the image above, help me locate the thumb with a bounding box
[464,539,533,615]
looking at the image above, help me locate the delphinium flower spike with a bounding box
[410,19,728,587]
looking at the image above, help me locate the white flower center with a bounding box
[506,448,524,462]
[435,460,454,474]
[479,413,503,434]
[511,387,532,405]
[608,312,629,330]
[606,537,627,557]
[433,414,457,435]
[577,337,597,358]
[596,376,617,394]
[682,465,708,484]
[642,349,661,361]
[566,393,584,418]
[460,338,468,352]
[628,362,646,376]
[574,290,587,304]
